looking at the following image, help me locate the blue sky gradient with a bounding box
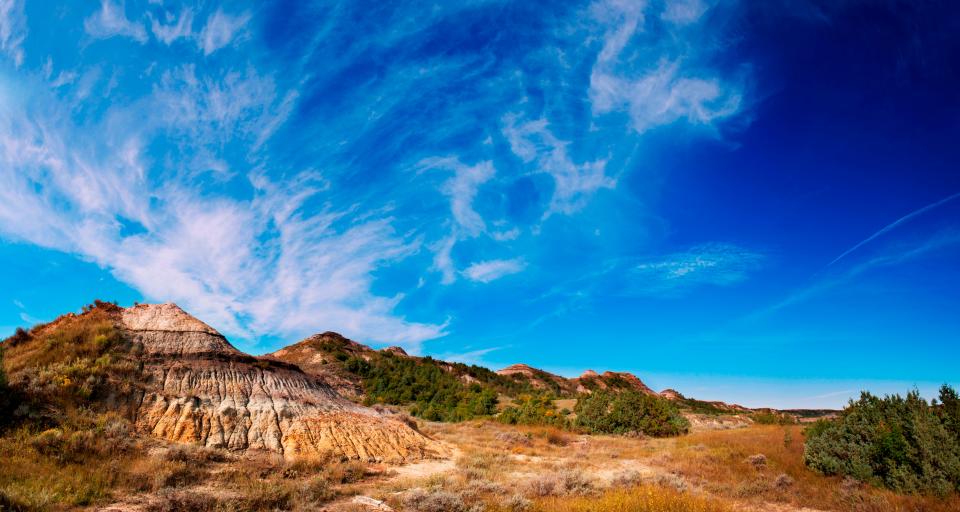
[0,0,958,408]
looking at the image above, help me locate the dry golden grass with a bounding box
[415,420,960,512]
[492,486,733,512]
[0,425,372,510]
[654,424,960,512]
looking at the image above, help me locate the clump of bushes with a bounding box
[525,469,594,497]
[574,391,690,437]
[403,488,473,512]
[1,302,140,430]
[498,395,570,428]
[803,386,960,496]
[348,353,499,422]
[751,410,796,425]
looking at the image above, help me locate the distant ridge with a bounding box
[268,330,763,416]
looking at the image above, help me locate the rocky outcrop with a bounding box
[573,370,657,395]
[122,304,444,462]
[265,331,373,398]
[381,346,409,357]
[660,388,685,400]
[497,364,657,396]
[497,363,577,394]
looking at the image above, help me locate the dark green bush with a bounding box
[574,391,689,437]
[803,387,960,496]
[350,353,498,422]
[498,394,569,428]
[939,384,960,441]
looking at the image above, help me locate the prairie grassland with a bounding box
[385,420,960,512]
[518,486,734,512]
[0,429,366,511]
[645,424,960,512]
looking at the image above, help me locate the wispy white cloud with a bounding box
[152,64,286,153]
[0,66,445,352]
[149,7,193,45]
[49,71,78,88]
[588,0,743,134]
[419,157,499,284]
[84,0,147,43]
[631,243,764,293]
[199,8,249,56]
[502,115,614,216]
[429,157,495,237]
[491,227,520,241]
[437,345,505,366]
[661,0,709,25]
[0,0,26,66]
[463,258,526,283]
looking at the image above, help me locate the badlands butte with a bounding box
[16,301,959,512]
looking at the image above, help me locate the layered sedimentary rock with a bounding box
[573,370,656,395]
[122,303,443,462]
[496,363,658,396]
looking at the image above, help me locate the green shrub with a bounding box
[803,387,960,496]
[351,353,499,422]
[574,391,689,437]
[751,410,796,425]
[939,384,960,440]
[2,301,141,431]
[676,397,730,415]
[498,395,569,428]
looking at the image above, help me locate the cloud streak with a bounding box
[630,243,764,294]
[0,0,26,66]
[758,229,960,318]
[463,258,526,283]
[502,115,614,217]
[827,191,960,267]
[200,8,249,55]
[84,0,147,43]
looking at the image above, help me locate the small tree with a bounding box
[939,384,960,440]
[574,390,689,437]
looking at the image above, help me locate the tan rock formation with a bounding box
[122,303,444,462]
[265,331,372,398]
[660,388,685,400]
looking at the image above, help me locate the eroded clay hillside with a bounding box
[3,302,444,462]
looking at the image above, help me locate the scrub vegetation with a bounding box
[803,386,960,496]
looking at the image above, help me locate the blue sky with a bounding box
[0,0,958,409]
